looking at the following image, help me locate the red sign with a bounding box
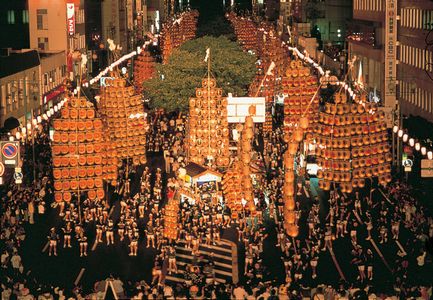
[2,143,18,159]
[0,162,4,176]
[67,3,75,36]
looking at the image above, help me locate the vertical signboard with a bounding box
[67,3,75,36]
[127,0,134,30]
[385,0,397,108]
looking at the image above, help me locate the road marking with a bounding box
[369,238,393,273]
[395,240,407,256]
[42,241,49,253]
[175,246,232,261]
[91,240,98,251]
[74,268,86,286]
[328,244,346,281]
[165,274,226,284]
[177,240,232,253]
[175,253,232,269]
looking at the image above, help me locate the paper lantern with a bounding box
[428,151,433,160]
[286,224,299,237]
[421,147,427,155]
[398,130,404,138]
[415,143,421,151]
[409,138,415,147]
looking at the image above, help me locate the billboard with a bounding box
[227,96,266,123]
[67,3,75,36]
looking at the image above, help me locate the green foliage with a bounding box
[143,36,256,112]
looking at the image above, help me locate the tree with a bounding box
[143,36,256,112]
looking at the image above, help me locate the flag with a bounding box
[204,48,210,63]
[266,61,276,76]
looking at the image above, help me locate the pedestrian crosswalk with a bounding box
[164,239,236,285]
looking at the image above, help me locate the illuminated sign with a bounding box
[67,3,75,36]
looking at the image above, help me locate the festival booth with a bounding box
[179,162,223,204]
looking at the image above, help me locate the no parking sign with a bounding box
[1,141,20,166]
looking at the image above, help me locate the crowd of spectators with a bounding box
[1,106,432,299]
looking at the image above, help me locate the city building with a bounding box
[0,49,67,127]
[39,51,67,113]
[28,0,86,53]
[348,0,433,123]
[0,49,41,126]
[0,0,30,49]
[278,0,352,44]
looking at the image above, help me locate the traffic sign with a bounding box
[1,141,20,167]
[0,162,4,176]
[13,172,23,180]
[2,142,18,159]
[14,172,23,184]
[402,159,413,168]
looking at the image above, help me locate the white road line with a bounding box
[175,253,232,269]
[42,241,49,253]
[175,247,232,261]
[74,268,86,286]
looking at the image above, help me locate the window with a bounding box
[37,9,48,30]
[22,10,29,24]
[7,10,15,24]
[38,37,48,50]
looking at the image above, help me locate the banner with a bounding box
[384,0,397,108]
[67,3,75,36]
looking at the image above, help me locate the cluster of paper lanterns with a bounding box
[283,60,319,140]
[188,78,230,168]
[226,12,258,52]
[163,197,180,240]
[283,115,310,237]
[160,10,199,64]
[222,111,256,218]
[99,77,148,172]
[51,97,111,202]
[314,93,392,191]
[392,126,433,160]
[133,49,155,93]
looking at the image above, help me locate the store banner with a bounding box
[67,3,75,36]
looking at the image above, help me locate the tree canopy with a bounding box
[143,36,257,112]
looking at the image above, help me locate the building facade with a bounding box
[28,0,86,53]
[0,50,41,126]
[348,0,433,122]
[0,0,30,49]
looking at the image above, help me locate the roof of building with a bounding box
[185,162,208,177]
[0,50,40,78]
[185,162,223,179]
